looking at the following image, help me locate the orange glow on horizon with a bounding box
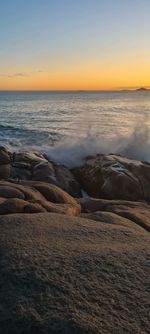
[0,60,150,90]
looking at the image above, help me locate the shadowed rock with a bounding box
[0,146,11,164]
[33,161,81,197]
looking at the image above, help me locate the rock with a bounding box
[24,202,46,213]
[0,180,81,216]
[33,161,57,183]
[0,181,46,202]
[0,164,10,179]
[79,197,150,231]
[0,198,27,214]
[53,163,81,197]
[0,185,25,199]
[33,182,79,205]
[40,200,81,216]
[0,146,11,164]
[0,213,149,333]
[13,151,47,166]
[81,211,144,231]
[20,181,81,215]
[11,162,32,180]
[33,161,81,197]
[73,153,150,201]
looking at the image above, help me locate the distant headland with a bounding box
[136,87,150,91]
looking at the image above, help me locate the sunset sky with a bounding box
[0,0,150,90]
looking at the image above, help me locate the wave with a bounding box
[45,125,150,167]
[0,122,150,167]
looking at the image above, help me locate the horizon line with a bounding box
[0,86,150,92]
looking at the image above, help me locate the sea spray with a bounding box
[44,124,150,167]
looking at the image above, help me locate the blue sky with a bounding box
[0,0,150,89]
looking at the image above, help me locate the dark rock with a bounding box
[74,154,150,201]
[0,164,10,179]
[0,146,11,164]
[0,185,25,199]
[11,162,32,180]
[33,161,81,197]
[13,151,47,166]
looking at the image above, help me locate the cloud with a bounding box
[13,72,28,77]
[0,72,29,78]
[37,69,44,73]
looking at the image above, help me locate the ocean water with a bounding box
[0,90,150,166]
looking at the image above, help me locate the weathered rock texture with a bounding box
[73,153,150,200]
[0,147,81,197]
[0,213,149,333]
[0,147,150,333]
[0,180,81,216]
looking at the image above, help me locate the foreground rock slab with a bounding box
[0,213,149,333]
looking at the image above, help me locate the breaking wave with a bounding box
[45,125,150,167]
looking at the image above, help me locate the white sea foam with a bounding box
[44,123,150,167]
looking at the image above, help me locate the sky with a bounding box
[0,0,150,90]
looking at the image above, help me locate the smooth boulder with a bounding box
[73,153,150,201]
[0,213,149,333]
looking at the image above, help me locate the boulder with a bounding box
[0,198,28,214]
[0,181,46,202]
[0,180,81,216]
[73,153,150,201]
[33,161,81,197]
[13,151,47,166]
[79,197,150,231]
[0,185,25,199]
[0,146,11,164]
[11,162,32,180]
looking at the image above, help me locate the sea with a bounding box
[0,90,150,166]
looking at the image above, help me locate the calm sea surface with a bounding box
[0,90,150,160]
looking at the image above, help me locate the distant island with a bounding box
[121,87,150,92]
[136,87,150,91]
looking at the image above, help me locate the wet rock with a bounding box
[0,146,11,164]
[74,154,150,201]
[13,151,47,166]
[33,161,81,197]
[33,162,57,183]
[11,162,32,180]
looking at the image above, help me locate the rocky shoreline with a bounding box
[0,145,150,231]
[0,146,149,333]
